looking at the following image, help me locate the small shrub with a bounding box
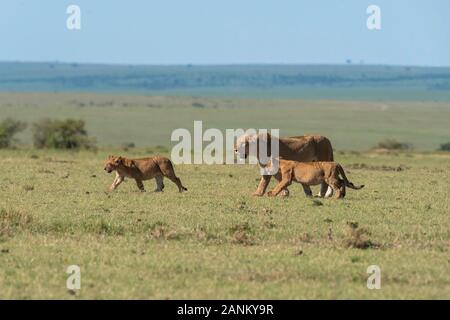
[229,222,255,245]
[0,118,27,148]
[229,222,251,234]
[121,142,135,151]
[343,221,378,249]
[231,230,255,245]
[23,185,34,191]
[192,102,205,108]
[151,226,167,239]
[154,145,168,152]
[148,224,185,241]
[438,143,450,152]
[299,232,312,243]
[89,220,124,236]
[376,138,412,150]
[32,119,95,149]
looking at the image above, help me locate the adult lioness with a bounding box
[234,133,334,197]
[104,155,187,193]
[267,160,364,199]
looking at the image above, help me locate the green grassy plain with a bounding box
[0,91,449,299]
[0,148,449,299]
[1,93,449,151]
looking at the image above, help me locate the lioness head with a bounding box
[104,155,124,173]
[234,133,272,160]
[234,134,256,159]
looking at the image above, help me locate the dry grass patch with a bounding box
[0,208,33,238]
[343,221,380,249]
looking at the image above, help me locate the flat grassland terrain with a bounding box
[0,92,449,299]
[0,149,449,299]
[1,93,449,150]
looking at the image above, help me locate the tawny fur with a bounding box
[267,160,364,199]
[234,134,334,196]
[104,155,187,193]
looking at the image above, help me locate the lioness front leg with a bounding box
[135,179,145,192]
[253,175,271,196]
[109,174,124,191]
[301,184,313,197]
[267,179,291,197]
[318,183,334,198]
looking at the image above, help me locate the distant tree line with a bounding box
[21,72,450,90]
[2,63,450,92]
[0,118,95,150]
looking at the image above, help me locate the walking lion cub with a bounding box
[267,160,364,199]
[104,155,187,193]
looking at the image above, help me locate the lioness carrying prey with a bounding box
[267,160,364,199]
[234,133,334,197]
[104,155,187,193]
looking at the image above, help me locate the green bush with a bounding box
[376,138,412,150]
[0,118,27,148]
[32,119,95,149]
[121,142,136,151]
[438,143,450,151]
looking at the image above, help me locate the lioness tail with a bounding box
[336,164,364,190]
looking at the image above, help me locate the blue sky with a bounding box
[1,0,449,66]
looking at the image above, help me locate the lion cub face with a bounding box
[104,155,124,173]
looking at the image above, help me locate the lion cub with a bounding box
[104,155,187,193]
[267,160,363,198]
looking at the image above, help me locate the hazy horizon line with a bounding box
[1,60,450,69]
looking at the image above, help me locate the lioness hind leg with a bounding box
[319,183,333,198]
[334,186,344,199]
[327,179,344,199]
[154,175,165,192]
[162,170,187,192]
[159,160,187,192]
[338,179,346,198]
[324,185,334,198]
[166,174,187,192]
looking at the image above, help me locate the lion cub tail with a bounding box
[336,164,364,190]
